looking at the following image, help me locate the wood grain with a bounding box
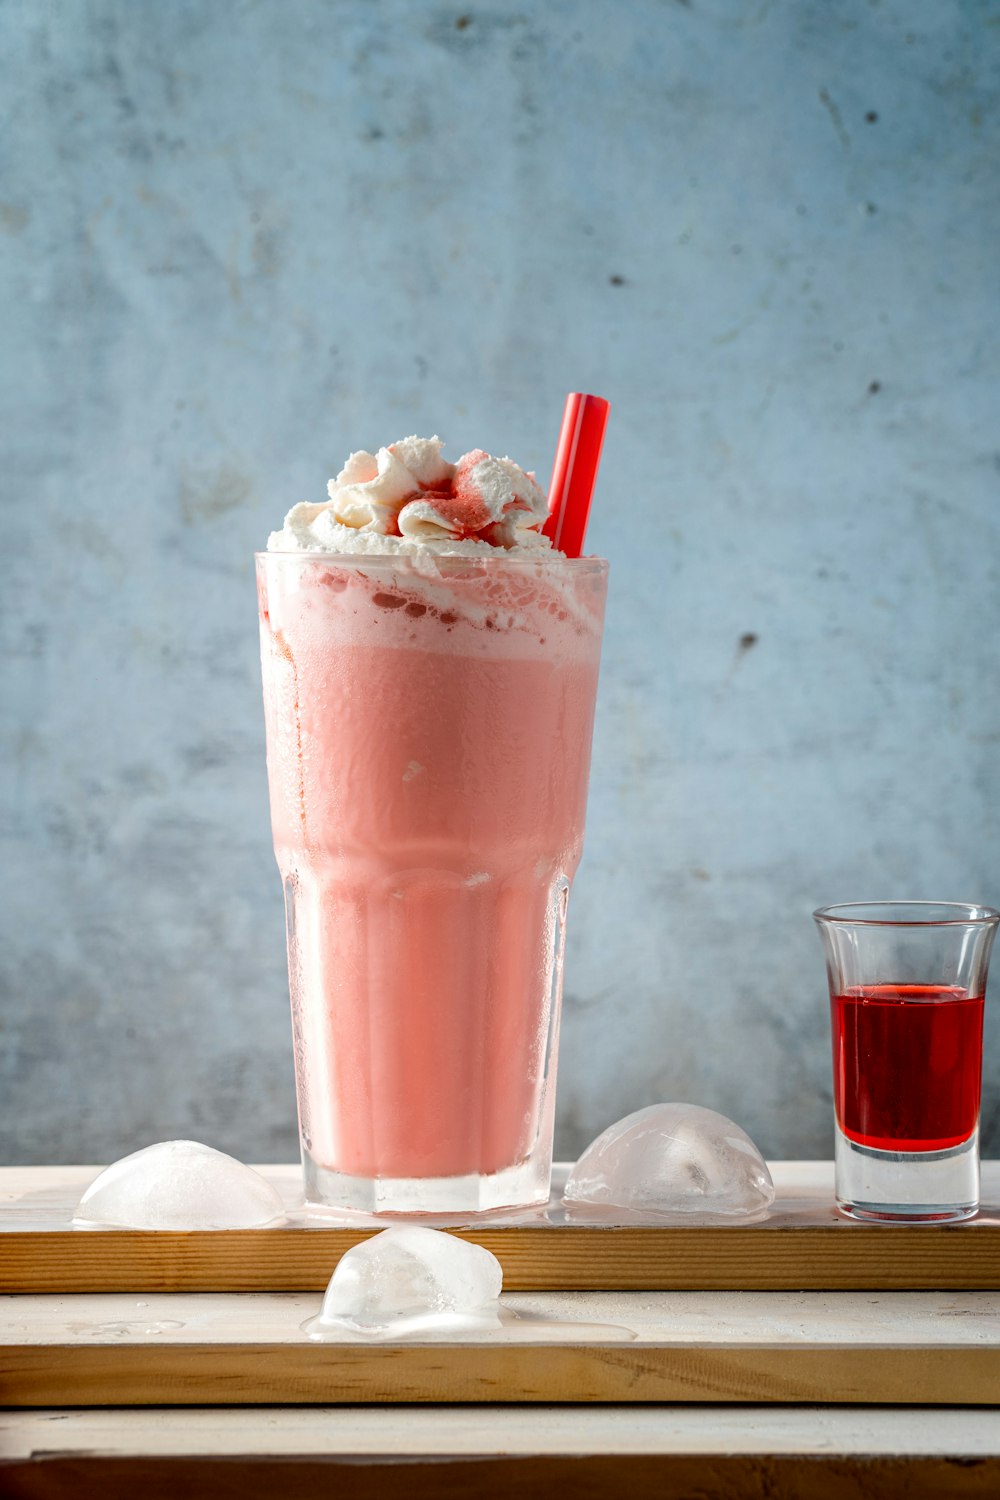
[3,1288,998,1407]
[5,1452,1000,1499]
[7,1406,1000,1498]
[5,1223,1000,1293]
[3,1163,999,1293]
[7,1403,1000,1459]
[3,1339,999,1407]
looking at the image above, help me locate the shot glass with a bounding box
[814,901,998,1222]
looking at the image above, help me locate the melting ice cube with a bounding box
[73,1140,285,1230]
[563,1103,774,1222]
[304,1226,503,1338]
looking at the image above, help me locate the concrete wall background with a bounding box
[3,0,999,1166]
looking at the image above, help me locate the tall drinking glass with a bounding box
[814,901,998,1222]
[258,550,608,1213]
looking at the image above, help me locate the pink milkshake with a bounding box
[259,436,607,1211]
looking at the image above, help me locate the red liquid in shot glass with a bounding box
[831,984,984,1152]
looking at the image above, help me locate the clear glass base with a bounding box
[834,1123,979,1223]
[302,1148,551,1216]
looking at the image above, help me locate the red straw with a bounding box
[542,392,610,558]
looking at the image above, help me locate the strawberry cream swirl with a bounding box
[269,436,556,557]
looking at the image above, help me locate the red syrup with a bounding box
[831,984,984,1152]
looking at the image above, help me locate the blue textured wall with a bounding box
[3,0,999,1164]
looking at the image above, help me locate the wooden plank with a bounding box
[4,1452,1000,1499]
[6,1404,1000,1459]
[2,1289,998,1406]
[2,1163,1000,1293]
[4,1340,999,1407]
[4,1407,1000,1499]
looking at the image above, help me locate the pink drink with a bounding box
[258,551,607,1212]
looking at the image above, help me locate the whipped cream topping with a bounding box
[268,436,556,556]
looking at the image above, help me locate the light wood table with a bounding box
[3,1163,999,1492]
[2,1406,1000,1497]
[3,1161,1000,1292]
[3,1287,999,1406]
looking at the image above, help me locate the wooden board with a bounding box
[2,1288,999,1406]
[2,1163,1000,1293]
[4,1407,1000,1498]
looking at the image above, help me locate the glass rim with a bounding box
[256,549,609,573]
[813,900,1000,928]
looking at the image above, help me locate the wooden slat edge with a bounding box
[2,1342,998,1407]
[4,1452,1000,1500]
[2,1226,999,1292]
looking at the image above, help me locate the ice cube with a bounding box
[305,1226,503,1337]
[563,1103,774,1222]
[73,1140,285,1230]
